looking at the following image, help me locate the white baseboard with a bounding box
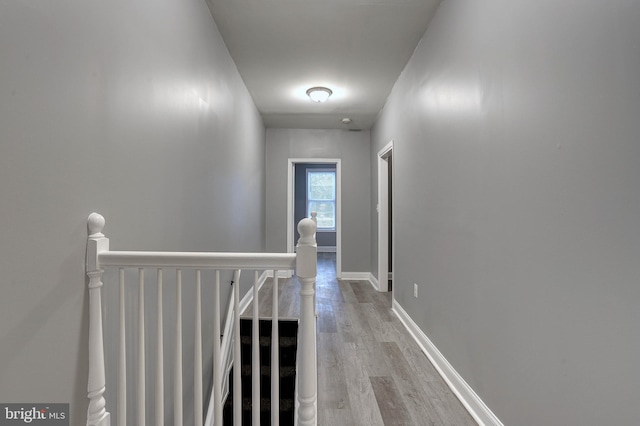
[368,273,380,291]
[266,269,293,279]
[392,300,504,426]
[339,272,371,281]
[340,272,386,292]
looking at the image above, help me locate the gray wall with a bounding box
[371,0,640,424]
[0,0,265,424]
[266,129,371,273]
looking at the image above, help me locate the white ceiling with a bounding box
[206,0,441,130]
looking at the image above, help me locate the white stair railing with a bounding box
[85,212,317,426]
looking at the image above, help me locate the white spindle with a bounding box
[175,270,183,426]
[233,269,242,426]
[213,270,222,426]
[271,272,280,425]
[156,269,164,426]
[195,270,203,426]
[296,217,318,426]
[86,213,111,426]
[138,268,146,426]
[118,269,127,426]
[252,270,260,426]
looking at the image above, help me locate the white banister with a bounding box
[86,212,318,426]
[174,270,183,426]
[195,270,203,426]
[156,269,164,426]
[296,217,318,426]
[86,213,111,426]
[99,251,296,270]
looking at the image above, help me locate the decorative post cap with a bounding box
[297,217,317,246]
[87,212,106,237]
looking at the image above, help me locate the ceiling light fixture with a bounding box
[306,86,332,103]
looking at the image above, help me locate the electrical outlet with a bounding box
[413,283,418,298]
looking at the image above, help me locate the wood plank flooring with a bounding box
[243,253,477,426]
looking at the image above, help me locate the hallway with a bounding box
[245,253,477,425]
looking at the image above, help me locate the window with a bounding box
[307,170,336,230]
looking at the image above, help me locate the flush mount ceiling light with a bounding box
[306,86,333,103]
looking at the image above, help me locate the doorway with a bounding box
[377,141,393,292]
[287,158,342,278]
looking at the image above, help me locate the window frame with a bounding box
[306,168,337,231]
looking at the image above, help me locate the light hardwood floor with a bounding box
[244,253,477,426]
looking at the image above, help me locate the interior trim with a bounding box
[392,300,504,426]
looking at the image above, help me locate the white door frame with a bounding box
[287,158,342,278]
[377,141,393,292]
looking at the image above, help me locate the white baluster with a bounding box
[195,270,203,426]
[271,272,279,425]
[296,217,318,426]
[233,269,242,426]
[213,271,222,426]
[174,270,183,426]
[156,269,164,426]
[118,269,127,426]
[252,270,260,426]
[138,268,146,426]
[86,213,111,426]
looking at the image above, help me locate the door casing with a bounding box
[287,158,342,278]
[377,141,393,292]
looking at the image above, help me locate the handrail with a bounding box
[98,251,296,269]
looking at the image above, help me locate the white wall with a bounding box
[266,129,371,274]
[372,0,640,424]
[0,0,265,424]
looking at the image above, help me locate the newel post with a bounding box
[86,213,111,426]
[296,217,317,426]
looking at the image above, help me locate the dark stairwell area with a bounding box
[222,318,298,425]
